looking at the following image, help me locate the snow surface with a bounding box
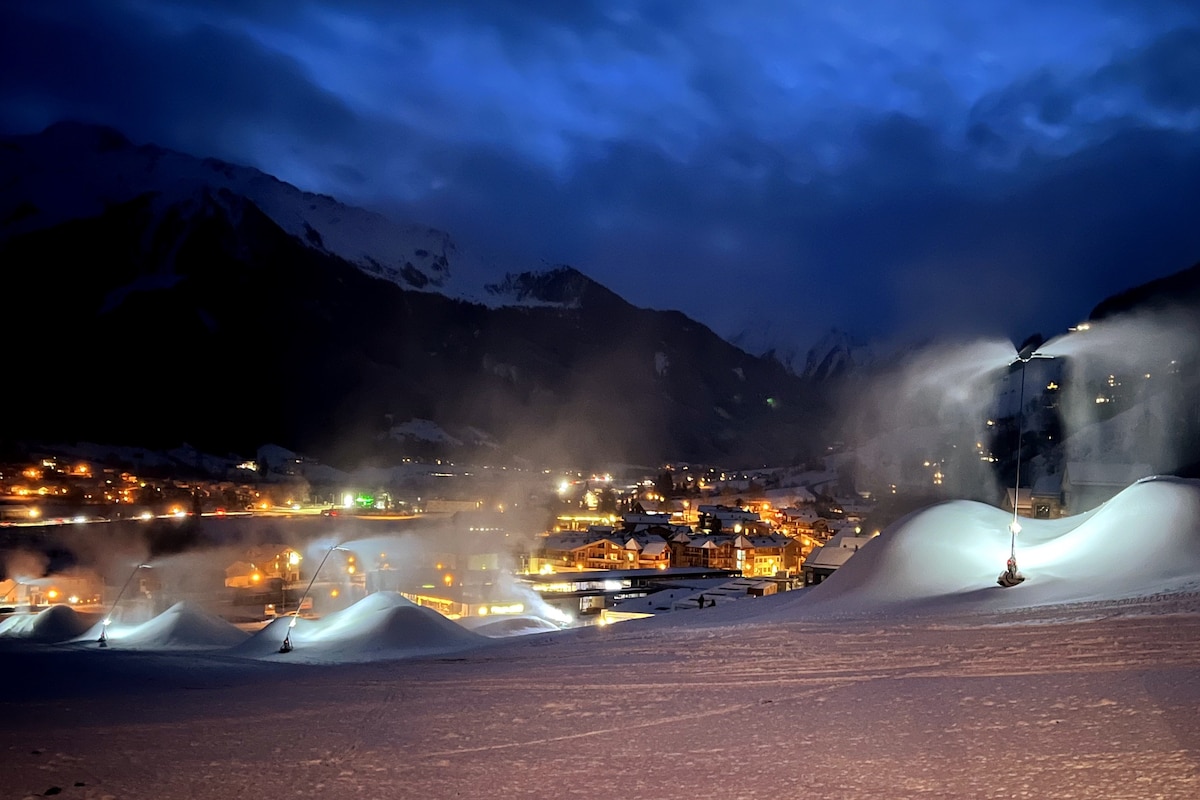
[72,602,250,651]
[3,476,1200,798]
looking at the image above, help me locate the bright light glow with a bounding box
[487,603,524,615]
[1009,520,1022,535]
[288,551,300,566]
[542,605,573,625]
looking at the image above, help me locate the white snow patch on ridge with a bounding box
[0,123,539,308]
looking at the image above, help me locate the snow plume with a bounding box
[1038,307,1200,473]
[52,523,152,586]
[837,337,1017,501]
[1,549,50,582]
[488,570,574,627]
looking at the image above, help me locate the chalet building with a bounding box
[696,504,762,533]
[802,529,879,586]
[1002,487,1033,518]
[224,544,303,588]
[741,534,801,577]
[778,505,834,540]
[1061,462,1152,514]
[1031,475,1064,518]
[0,569,104,608]
[535,528,634,571]
[622,531,673,570]
[1004,474,1067,519]
[621,511,674,528]
[620,512,692,538]
[671,532,799,577]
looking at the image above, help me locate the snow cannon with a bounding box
[997,555,1025,588]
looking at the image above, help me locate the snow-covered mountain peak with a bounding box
[803,327,876,379]
[730,319,877,379]
[0,121,563,308]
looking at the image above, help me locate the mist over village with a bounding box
[4,2,1200,799]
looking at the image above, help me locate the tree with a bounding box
[655,470,675,498]
[597,487,618,514]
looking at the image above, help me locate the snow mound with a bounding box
[0,605,94,642]
[458,614,562,637]
[75,602,250,650]
[776,475,1200,618]
[231,591,489,663]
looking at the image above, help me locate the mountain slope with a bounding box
[0,121,590,309]
[0,123,829,467]
[1089,259,1200,321]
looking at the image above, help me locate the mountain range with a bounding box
[4,121,1198,477]
[0,122,832,469]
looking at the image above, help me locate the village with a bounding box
[0,448,893,629]
[0,445,1150,633]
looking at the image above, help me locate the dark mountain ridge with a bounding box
[0,124,828,469]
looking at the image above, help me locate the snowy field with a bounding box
[3,476,1200,799]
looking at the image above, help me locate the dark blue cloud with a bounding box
[2,0,1199,352]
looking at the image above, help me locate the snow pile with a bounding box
[458,614,561,637]
[0,605,94,642]
[776,475,1200,618]
[75,602,250,650]
[231,591,489,663]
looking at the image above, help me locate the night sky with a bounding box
[4,0,1200,352]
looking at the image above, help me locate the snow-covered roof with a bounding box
[1032,474,1062,495]
[640,542,669,557]
[781,506,820,522]
[804,543,860,570]
[541,531,623,550]
[1005,487,1032,508]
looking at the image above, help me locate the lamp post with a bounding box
[998,340,1051,588]
[99,563,152,647]
[279,544,347,653]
